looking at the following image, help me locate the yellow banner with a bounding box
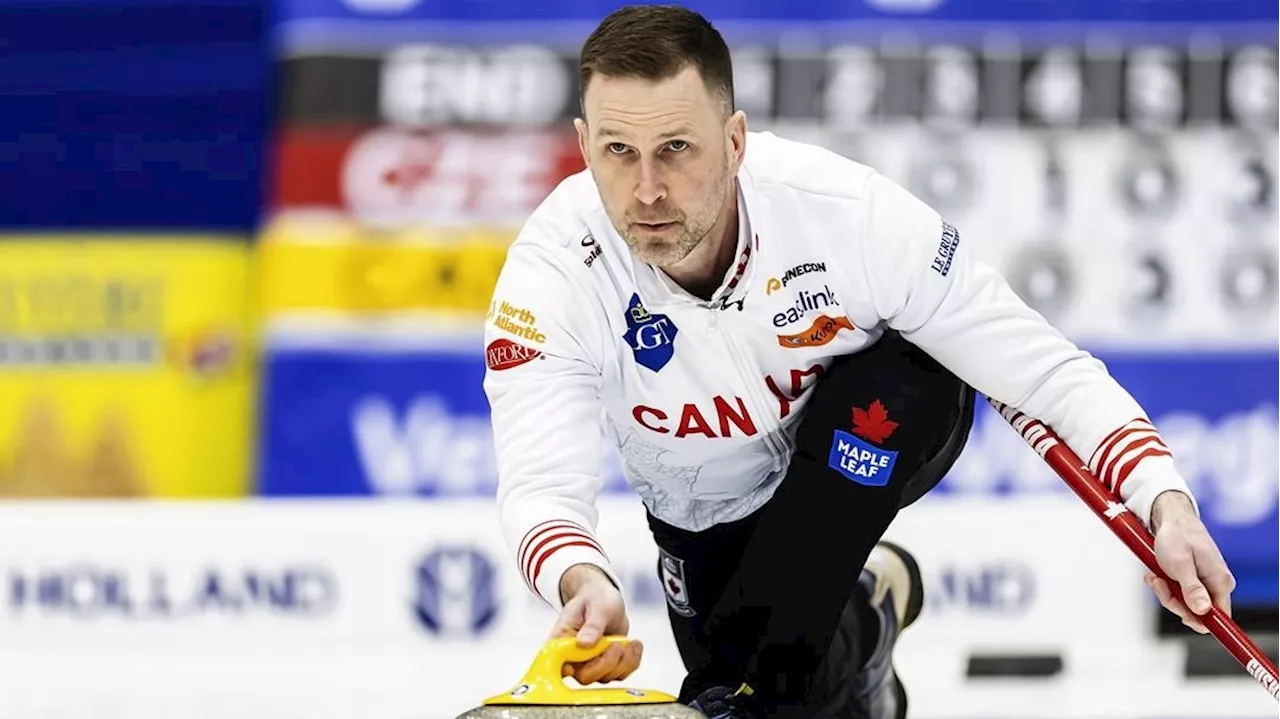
[257,218,513,316]
[0,238,255,498]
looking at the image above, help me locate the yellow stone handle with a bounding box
[530,635,628,675]
[482,636,677,706]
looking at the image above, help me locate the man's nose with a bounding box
[634,159,666,205]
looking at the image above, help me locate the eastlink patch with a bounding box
[828,430,898,486]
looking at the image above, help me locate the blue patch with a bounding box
[622,293,678,372]
[828,430,898,486]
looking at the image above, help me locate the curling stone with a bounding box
[454,636,706,719]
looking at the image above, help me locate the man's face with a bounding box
[576,65,745,268]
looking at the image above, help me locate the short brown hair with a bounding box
[578,5,735,116]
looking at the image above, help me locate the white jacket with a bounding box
[482,131,1194,610]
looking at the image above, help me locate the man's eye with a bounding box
[607,143,628,154]
[667,140,688,152]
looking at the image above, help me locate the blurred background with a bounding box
[0,0,1275,718]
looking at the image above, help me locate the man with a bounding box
[482,6,1235,718]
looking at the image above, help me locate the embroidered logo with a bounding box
[622,293,678,372]
[931,220,961,277]
[776,314,855,348]
[852,400,899,443]
[658,548,695,617]
[485,338,541,371]
[828,400,899,486]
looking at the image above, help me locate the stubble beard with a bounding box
[618,165,730,270]
[623,222,703,268]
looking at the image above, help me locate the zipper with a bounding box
[716,309,788,471]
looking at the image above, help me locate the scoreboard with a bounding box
[271,0,1277,347]
[282,36,1278,132]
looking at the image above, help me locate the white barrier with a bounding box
[0,497,1270,719]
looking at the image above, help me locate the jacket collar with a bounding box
[630,162,766,311]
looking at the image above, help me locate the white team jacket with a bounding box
[482,131,1195,610]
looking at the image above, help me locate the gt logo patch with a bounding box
[623,293,678,372]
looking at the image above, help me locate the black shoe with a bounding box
[851,541,924,719]
[686,683,761,719]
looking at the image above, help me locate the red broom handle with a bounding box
[988,398,1278,701]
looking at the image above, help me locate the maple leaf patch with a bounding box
[852,400,899,444]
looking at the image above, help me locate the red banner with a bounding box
[271,126,586,227]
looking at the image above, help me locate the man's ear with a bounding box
[574,117,590,168]
[726,109,747,170]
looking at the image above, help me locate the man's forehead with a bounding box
[582,66,724,126]
[593,123,700,140]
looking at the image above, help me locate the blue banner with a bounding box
[278,0,1278,24]
[0,2,269,231]
[257,346,1277,599]
[257,347,520,498]
[942,350,1279,603]
[276,0,1279,50]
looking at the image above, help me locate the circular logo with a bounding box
[412,546,499,637]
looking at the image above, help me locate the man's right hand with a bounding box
[551,563,643,685]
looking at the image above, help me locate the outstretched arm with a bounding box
[483,241,618,609]
[483,239,641,682]
[854,171,1232,631]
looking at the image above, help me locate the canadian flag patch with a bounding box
[658,548,695,617]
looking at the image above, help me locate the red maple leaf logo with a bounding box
[852,400,899,444]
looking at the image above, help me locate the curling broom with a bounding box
[988,397,1278,701]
